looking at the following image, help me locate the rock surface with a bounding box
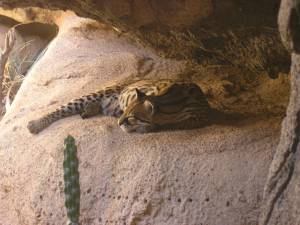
[0,0,216,28]
[259,0,300,224]
[0,0,213,27]
[0,11,288,225]
[0,0,282,29]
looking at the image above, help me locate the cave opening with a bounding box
[0,19,58,117]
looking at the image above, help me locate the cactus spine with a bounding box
[63,135,80,225]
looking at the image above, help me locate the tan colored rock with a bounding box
[259,0,300,224]
[0,0,217,28]
[0,12,284,225]
[0,7,63,24]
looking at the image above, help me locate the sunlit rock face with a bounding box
[0,1,294,225]
[0,13,284,225]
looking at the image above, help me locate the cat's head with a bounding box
[118,83,209,133]
[118,89,157,133]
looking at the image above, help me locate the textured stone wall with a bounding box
[0,0,215,28]
[0,0,280,29]
[259,0,300,224]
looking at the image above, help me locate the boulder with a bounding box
[0,12,284,225]
[259,0,300,224]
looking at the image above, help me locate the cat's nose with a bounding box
[118,117,128,126]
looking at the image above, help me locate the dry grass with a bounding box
[143,26,289,80]
[2,39,35,104]
[142,26,290,115]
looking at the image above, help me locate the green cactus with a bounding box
[63,135,80,225]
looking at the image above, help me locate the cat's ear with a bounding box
[135,88,147,100]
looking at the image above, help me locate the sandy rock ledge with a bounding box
[0,12,283,225]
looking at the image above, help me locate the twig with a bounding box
[0,28,16,100]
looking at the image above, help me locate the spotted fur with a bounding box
[27,79,211,134]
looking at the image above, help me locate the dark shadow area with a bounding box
[0,14,18,26]
[14,22,58,40]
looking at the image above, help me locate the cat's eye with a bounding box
[128,117,136,123]
[143,100,154,115]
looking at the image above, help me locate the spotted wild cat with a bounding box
[27,79,211,134]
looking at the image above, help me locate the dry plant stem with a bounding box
[0,28,15,100]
